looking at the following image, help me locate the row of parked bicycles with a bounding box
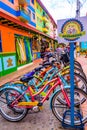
[0,51,87,127]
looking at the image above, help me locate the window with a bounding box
[29,9,31,17]
[32,13,35,20]
[0,32,2,52]
[8,0,14,3]
[31,0,34,4]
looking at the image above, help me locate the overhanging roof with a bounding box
[0,11,56,40]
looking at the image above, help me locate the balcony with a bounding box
[17,9,30,22]
[18,0,30,5]
[42,27,48,33]
[42,16,48,22]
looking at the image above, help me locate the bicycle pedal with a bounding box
[38,102,43,110]
[46,97,49,100]
[32,106,40,112]
[39,106,43,110]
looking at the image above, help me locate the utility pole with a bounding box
[76,0,81,17]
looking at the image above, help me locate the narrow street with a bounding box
[0,56,86,130]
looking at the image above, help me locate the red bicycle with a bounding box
[0,75,87,126]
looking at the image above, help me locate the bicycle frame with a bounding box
[17,76,70,108]
[32,65,69,88]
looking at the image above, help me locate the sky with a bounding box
[40,0,87,23]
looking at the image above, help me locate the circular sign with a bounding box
[59,19,85,41]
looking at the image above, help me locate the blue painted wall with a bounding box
[80,42,87,49]
[0,1,36,27]
[28,5,36,27]
[0,58,2,72]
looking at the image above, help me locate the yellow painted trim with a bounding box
[18,101,38,106]
[0,52,16,54]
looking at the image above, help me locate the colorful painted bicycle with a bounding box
[0,72,87,126]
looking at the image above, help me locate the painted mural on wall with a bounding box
[3,56,16,70]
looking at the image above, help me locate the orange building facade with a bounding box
[0,0,57,77]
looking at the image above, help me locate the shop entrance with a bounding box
[15,35,32,67]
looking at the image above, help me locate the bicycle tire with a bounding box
[72,66,86,79]
[0,88,28,122]
[63,72,87,92]
[51,87,87,125]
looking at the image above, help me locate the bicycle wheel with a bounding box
[51,87,87,125]
[0,88,28,122]
[74,67,86,79]
[62,66,86,79]
[10,82,27,91]
[63,72,87,92]
[74,60,82,68]
[66,61,83,71]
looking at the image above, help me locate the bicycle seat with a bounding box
[24,71,35,77]
[43,62,51,66]
[34,66,43,72]
[20,76,34,83]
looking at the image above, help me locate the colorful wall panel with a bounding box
[0,53,17,76]
[0,55,3,77]
[0,57,2,72]
[3,55,16,70]
[80,42,87,49]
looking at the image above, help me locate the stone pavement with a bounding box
[0,57,86,130]
[77,55,87,130]
[0,101,79,130]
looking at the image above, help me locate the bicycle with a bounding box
[4,59,87,97]
[5,60,87,95]
[0,75,87,126]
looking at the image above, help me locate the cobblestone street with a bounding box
[0,57,86,130]
[0,101,79,130]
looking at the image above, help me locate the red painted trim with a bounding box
[0,11,56,40]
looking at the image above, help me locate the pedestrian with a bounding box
[76,45,80,57]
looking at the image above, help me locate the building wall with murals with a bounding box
[0,0,57,77]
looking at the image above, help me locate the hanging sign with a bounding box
[57,16,87,43]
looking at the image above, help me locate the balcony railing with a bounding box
[18,0,30,5]
[42,27,48,33]
[17,8,30,22]
[42,16,48,22]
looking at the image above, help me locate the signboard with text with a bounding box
[57,16,87,43]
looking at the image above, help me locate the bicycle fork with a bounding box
[61,85,70,108]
